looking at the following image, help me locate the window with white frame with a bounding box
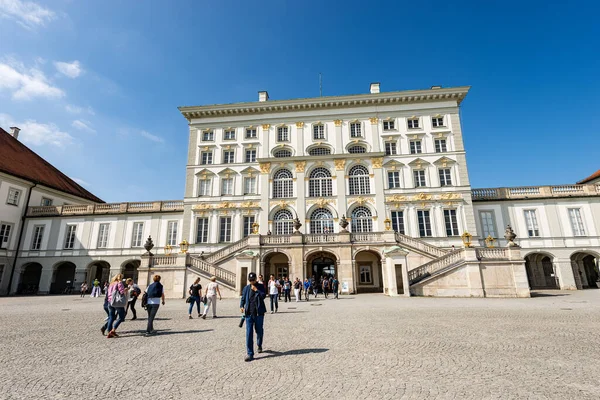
[31,225,45,250]
[0,223,12,249]
[359,265,372,283]
[524,210,540,237]
[166,221,178,246]
[97,223,109,248]
[223,129,236,140]
[131,222,144,247]
[407,118,420,129]
[274,149,292,158]
[351,206,373,233]
[202,130,214,141]
[310,208,334,234]
[41,197,53,206]
[64,224,77,249]
[196,218,209,243]
[413,170,426,187]
[219,217,232,242]
[348,165,370,195]
[383,120,395,131]
[388,171,401,188]
[308,147,331,156]
[245,127,257,139]
[385,141,397,155]
[568,208,586,236]
[313,124,325,140]
[444,210,459,236]
[350,122,362,137]
[6,188,21,206]
[479,211,496,238]
[432,116,445,127]
[277,126,289,142]
[273,209,294,235]
[244,176,257,195]
[201,151,213,165]
[348,145,366,154]
[409,140,422,154]
[434,138,447,153]
[439,168,452,186]
[391,211,405,234]
[198,178,211,196]
[308,168,333,197]
[221,178,233,195]
[245,149,256,163]
[273,169,293,198]
[223,150,235,164]
[417,210,432,237]
[243,216,255,238]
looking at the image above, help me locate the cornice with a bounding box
[179,86,470,121]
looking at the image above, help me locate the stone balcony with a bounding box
[472,184,600,201]
[27,200,184,217]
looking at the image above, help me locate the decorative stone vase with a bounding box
[504,225,518,247]
[144,236,154,256]
[293,217,302,234]
[339,215,349,231]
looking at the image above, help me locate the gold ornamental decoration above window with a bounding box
[261,124,270,130]
[334,119,342,127]
[334,159,345,170]
[386,195,408,203]
[348,196,375,206]
[371,158,383,169]
[413,193,432,201]
[369,117,379,124]
[259,162,271,173]
[295,161,306,172]
[296,122,304,128]
[306,198,336,208]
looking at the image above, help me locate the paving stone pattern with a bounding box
[1,291,599,399]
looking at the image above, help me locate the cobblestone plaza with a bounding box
[1,292,599,399]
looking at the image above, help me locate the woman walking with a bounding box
[268,274,280,313]
[146,275,165,336]
[201,276,221,319]
[188,277,203,319]
[106,274,127,338]
[293,278,301,302]
[125,279,139,320]
[80,282,88,297]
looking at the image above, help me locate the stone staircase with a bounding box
[407,249,467,286]
[187,255,237,289]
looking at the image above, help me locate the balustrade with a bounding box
[408,249,465,283]
[476,248,508,260]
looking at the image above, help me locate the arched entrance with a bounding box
[17,263,42,294]
[306,251,337,280]
[354,250,383,293]
[88,261,111,286]
[122,260,141,283]
[262,252,290,279]
[570,252,599,289]
[524,253,559,289]
[50,262,76,294]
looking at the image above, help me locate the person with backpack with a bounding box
[201,276,221,319]
[145,274,165,335]
[283,277,292,303]
[240,272,267,362]
[311,276,318,298]
[188,277,203,319]
[126,279,140,320]
[303,278,310,301]
[106,274,127,338]
[322,276,330,299]
[332,276,339,299]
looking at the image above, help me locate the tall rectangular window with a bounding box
[439,168,452,186]
[434,139,447,153]
[245,149,256,163]
[432,116,445,127]
[350,122,362,137]
[409,140,422,154]
[385,141,397,155]
[131,222,144,247]
[359,265,372,283]
[244,177,257,194]
[219,217,232,242]
[223,129,236,140]
[479,211,496,238]
[391,211,405,234]
[245,128,257,139]
[243,216,255,238]
[407,118,420,129]
[383,120,395,130]
[444,210,459,236]
[196,218,209,243]
[413,170,426,187]
[41,197,53,206]
[167,221,178,246]
[64,224,77,249]
[417,210,432,237]
[221,178,233,195]
[97,223,109,249]
[313,124,325,139]
[201,151,213,165]
[198,179,211,196]
[223,150,235,164]
[388,171,401,188]
[524,210,540,237]
[277,126,289,142]
[0,223,12,249]
[6,188,21,206]
[568,208,586,236]
[202,130,214,141]
[31,225,45,250]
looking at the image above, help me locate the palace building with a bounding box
[1,83,598,298]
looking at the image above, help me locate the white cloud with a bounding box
[140,130,164,143]
[0,0,56,30]
[71,177,90,187]
[0,113,73,147]
[65,104,95,115]
[71,119,96,134]
[54,60,83,78]
[0,60,64,100]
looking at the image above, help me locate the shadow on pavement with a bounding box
[530,292,571,297]
[123,329,214,337]
[258,348,329,359]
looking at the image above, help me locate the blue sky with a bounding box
[1,0,598,202]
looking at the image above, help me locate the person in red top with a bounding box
[106,274,127,338]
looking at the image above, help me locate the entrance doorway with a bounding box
[263,252,290,279]
[570,252,599,289]
[18,263,42,294]
[524,253,559,289]
[311,254,336,279]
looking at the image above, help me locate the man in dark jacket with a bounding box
[240,272,266,362]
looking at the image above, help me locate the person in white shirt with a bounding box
[268,274,280,313]
[201,276,222,319]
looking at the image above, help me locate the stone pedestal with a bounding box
[464,248,484,297]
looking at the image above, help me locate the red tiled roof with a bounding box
[577,170,600,184]
[0,127,103,203]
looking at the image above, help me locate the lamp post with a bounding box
[251,222,259,234]
[461,231,473,248]
[164,244,173,256]
[484,235,495,248]
[179,239,189,253]
[384,217,392,231]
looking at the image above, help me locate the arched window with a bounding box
[348,165,370,195]
[274,209,294,235]
[308,147,331,156]
[274,150,292,158]
[310,208,334,234]
[308,167,332,197]
[272,169,293,198]
[348,145,366,154]
[351,206,373,233]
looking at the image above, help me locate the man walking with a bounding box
[240,272,266,362]
[283,277,291,303]
[332,276,339,299]
[303,278,310,301]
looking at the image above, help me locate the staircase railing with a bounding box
[395,232,449,258]
[204,237,249,264]
[187,255,236,288]
[408,249,465,285]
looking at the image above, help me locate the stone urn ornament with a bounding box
[339,215,349,232]
[293,217,302,234]
[504,225,518,247]
[144,236,155,256]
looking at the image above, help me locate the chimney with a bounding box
[258,91,269,102]
[9,126,20,140]
[370,82,380,94]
